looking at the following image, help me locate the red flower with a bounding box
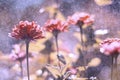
[44,19,68,32]
[67,12,94,25]
[9,21,44,40]
[100,38,120,55]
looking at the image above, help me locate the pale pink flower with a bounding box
[44,19,68,32]
[67,12,94,25]
[100,38,120,55]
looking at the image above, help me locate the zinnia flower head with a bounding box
[67,12,94,25]
[9,44,26,62]
[44,19,68,33]
[9,21,45,40]
[100,38,120,55]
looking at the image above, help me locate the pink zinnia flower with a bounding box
[100,38,120,55]
[67,12,94,25]
[9,21,44,40]
[44,19,68,33]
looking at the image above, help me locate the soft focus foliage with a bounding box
[94,0,113,6]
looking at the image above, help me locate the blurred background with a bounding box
[0,0,120,80]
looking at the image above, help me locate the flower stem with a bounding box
[79,26,84,47]
[55,33,59,54]
[79,26,86,71]
[20,61,23,79]
[53,30,63,71]
[115,57,118,80]
[25,40,30,80]
[54,33,61,69]
[111,56,113,80]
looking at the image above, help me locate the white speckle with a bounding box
[90,76,97,80]
[94,29,109,35]
[100,48,105,53]
[36,69,43,76]
[39,8,45,13]
[68,75,76,79]
[48,77,54,80]
[69,53,77,59]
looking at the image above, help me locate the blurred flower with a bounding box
[44,19,68,33]
[68,68,77,75]
[67,12,94,25]
[10,50,26,62]
[9,44,26,62]
[100,38,120,55]
[9,21,44,40]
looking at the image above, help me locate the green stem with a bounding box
[26,40,30,80]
